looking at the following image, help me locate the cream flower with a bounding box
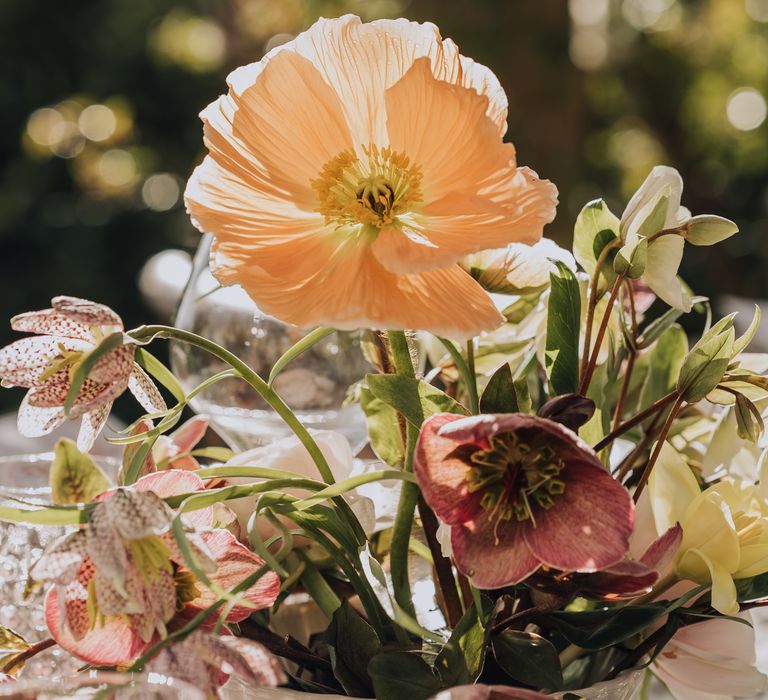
[620,166,737,312]
[0,296,166,451]
[652,613,767,700]
[648,441,768,614]
[185,15,557,339]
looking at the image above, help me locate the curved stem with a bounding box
[593,390,678,453]
[437,337,478,414]
[388,330,419,619]
[633,397,685,502]
[1,638,56,674]
[580,238,622,385]
[580,274,623,396]
[126,325,365,543]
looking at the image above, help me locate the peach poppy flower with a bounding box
[185,15,558,339]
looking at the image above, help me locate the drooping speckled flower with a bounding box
[0,296,166,450]
[32,470,280,666]
[147,630,285,698]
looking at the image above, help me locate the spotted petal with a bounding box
[51,296,123,330]
[127,364,167,413]
[0,336,88,387]
[44,585,151,666]
[184,529,281,622]
[17,392,66,438]
[77,402,112,452]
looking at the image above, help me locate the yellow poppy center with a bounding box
[312,145,423,228]
[467,432,566,533]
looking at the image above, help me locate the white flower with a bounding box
[224,430,381,538]
[652,613,767,700]
[620,166,737,312]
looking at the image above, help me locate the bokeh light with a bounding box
[726,87,768,131]
[142,173,182,212]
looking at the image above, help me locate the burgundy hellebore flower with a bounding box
[414,413,634,588]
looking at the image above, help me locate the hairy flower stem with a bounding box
[0,638,56,675]
[579,238,622,387]
[580,274,624,396]
[633,397,685,502]
[388,330,419,618]
[593,390,678,453]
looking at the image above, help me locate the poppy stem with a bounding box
[466,338,479,414]
[388,330,419,619]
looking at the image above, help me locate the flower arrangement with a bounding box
[0,14,766,700]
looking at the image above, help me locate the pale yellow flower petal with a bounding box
[678,548,738,614]
[648,441,701,533]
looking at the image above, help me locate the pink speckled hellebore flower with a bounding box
[415,413,634,588]
[0,296,166,451]
[31,469,280,666]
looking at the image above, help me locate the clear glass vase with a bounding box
[170,234,372,453]
[0,453,119,680]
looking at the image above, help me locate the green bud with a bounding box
[684,215,738,246]
[677,315,736,403]
[613,237,648,278]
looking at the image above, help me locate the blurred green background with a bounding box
[1,0,766,396]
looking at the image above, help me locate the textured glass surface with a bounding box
[171,234,371,453]
[0,453,118,679]
[0,671,206,698]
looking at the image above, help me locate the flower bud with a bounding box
[613,237,648,279]
[684,215,738,246]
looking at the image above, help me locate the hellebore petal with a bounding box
[414,413,483,526]
[450,510,540,588]
[416,412,633,587]
[523,462,633,573]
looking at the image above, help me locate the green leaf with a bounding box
[435,599,492,686]
[734,392,764,442]
[268,327,335,387]
[134,347,185,404]
[365,374,469,429]
[638,325,688,420]
[737,572,768,603]
[0,626,30,674]
[49,438,111,505]
[359,386,404,467]
[547,605,667,650]
[368,653,441,700]
[492,630,563,690]
[573,199,620,293]
[545,261,581,395]
[733,305,761,357]
[0,503,89,526]
[635,186,670,238]
[678,316,736,402]
[325,599,381,697]
[613,237,647,279]
[64,332,126,415]
[480,363,519,414]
